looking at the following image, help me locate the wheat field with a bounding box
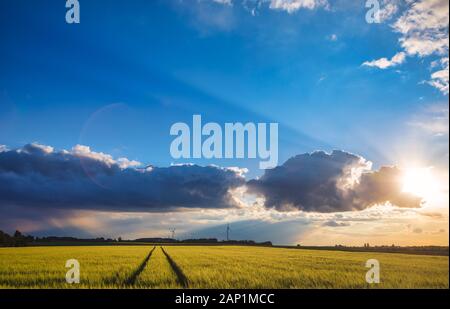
[0,245,447,289]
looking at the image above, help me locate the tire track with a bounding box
[123,246,156,286]
[161,247,189,288]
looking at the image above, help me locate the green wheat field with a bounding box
[0,246,448,289]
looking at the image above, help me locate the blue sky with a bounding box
[1,0,446,169]
[0,0,448,244]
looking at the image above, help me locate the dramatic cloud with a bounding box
[0,145,424,217]
[0,144,245,212]
[247,150,423,212]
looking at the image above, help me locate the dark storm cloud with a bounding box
[0,144,245,212]
[0,145,423,215]
[247,150,423,212]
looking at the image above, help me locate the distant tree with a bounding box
[0,230,13,247]
[118,237,122,242]
[13,230,26,246]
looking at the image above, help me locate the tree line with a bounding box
[0,230,273,247]
[0,230,34,247]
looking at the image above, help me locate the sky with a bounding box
[0,0,448,245]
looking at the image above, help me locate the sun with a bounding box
[402,167,438,200]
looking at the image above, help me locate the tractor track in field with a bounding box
[161,246,189,288]
[123,246,156,286]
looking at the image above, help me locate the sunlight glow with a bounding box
[402,167,438,200]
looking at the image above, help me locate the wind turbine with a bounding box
[226,224,231,241]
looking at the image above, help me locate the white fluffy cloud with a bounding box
[268,0,329,13]
[212,0,233,5]
[363,0,449,94]
[209,0,448,94]
[71,144,141,169]
[378,0,400,22]
[363,51,406,69]
[393,0,448,57]
[211,0,329,13]
[428,57,449,94]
